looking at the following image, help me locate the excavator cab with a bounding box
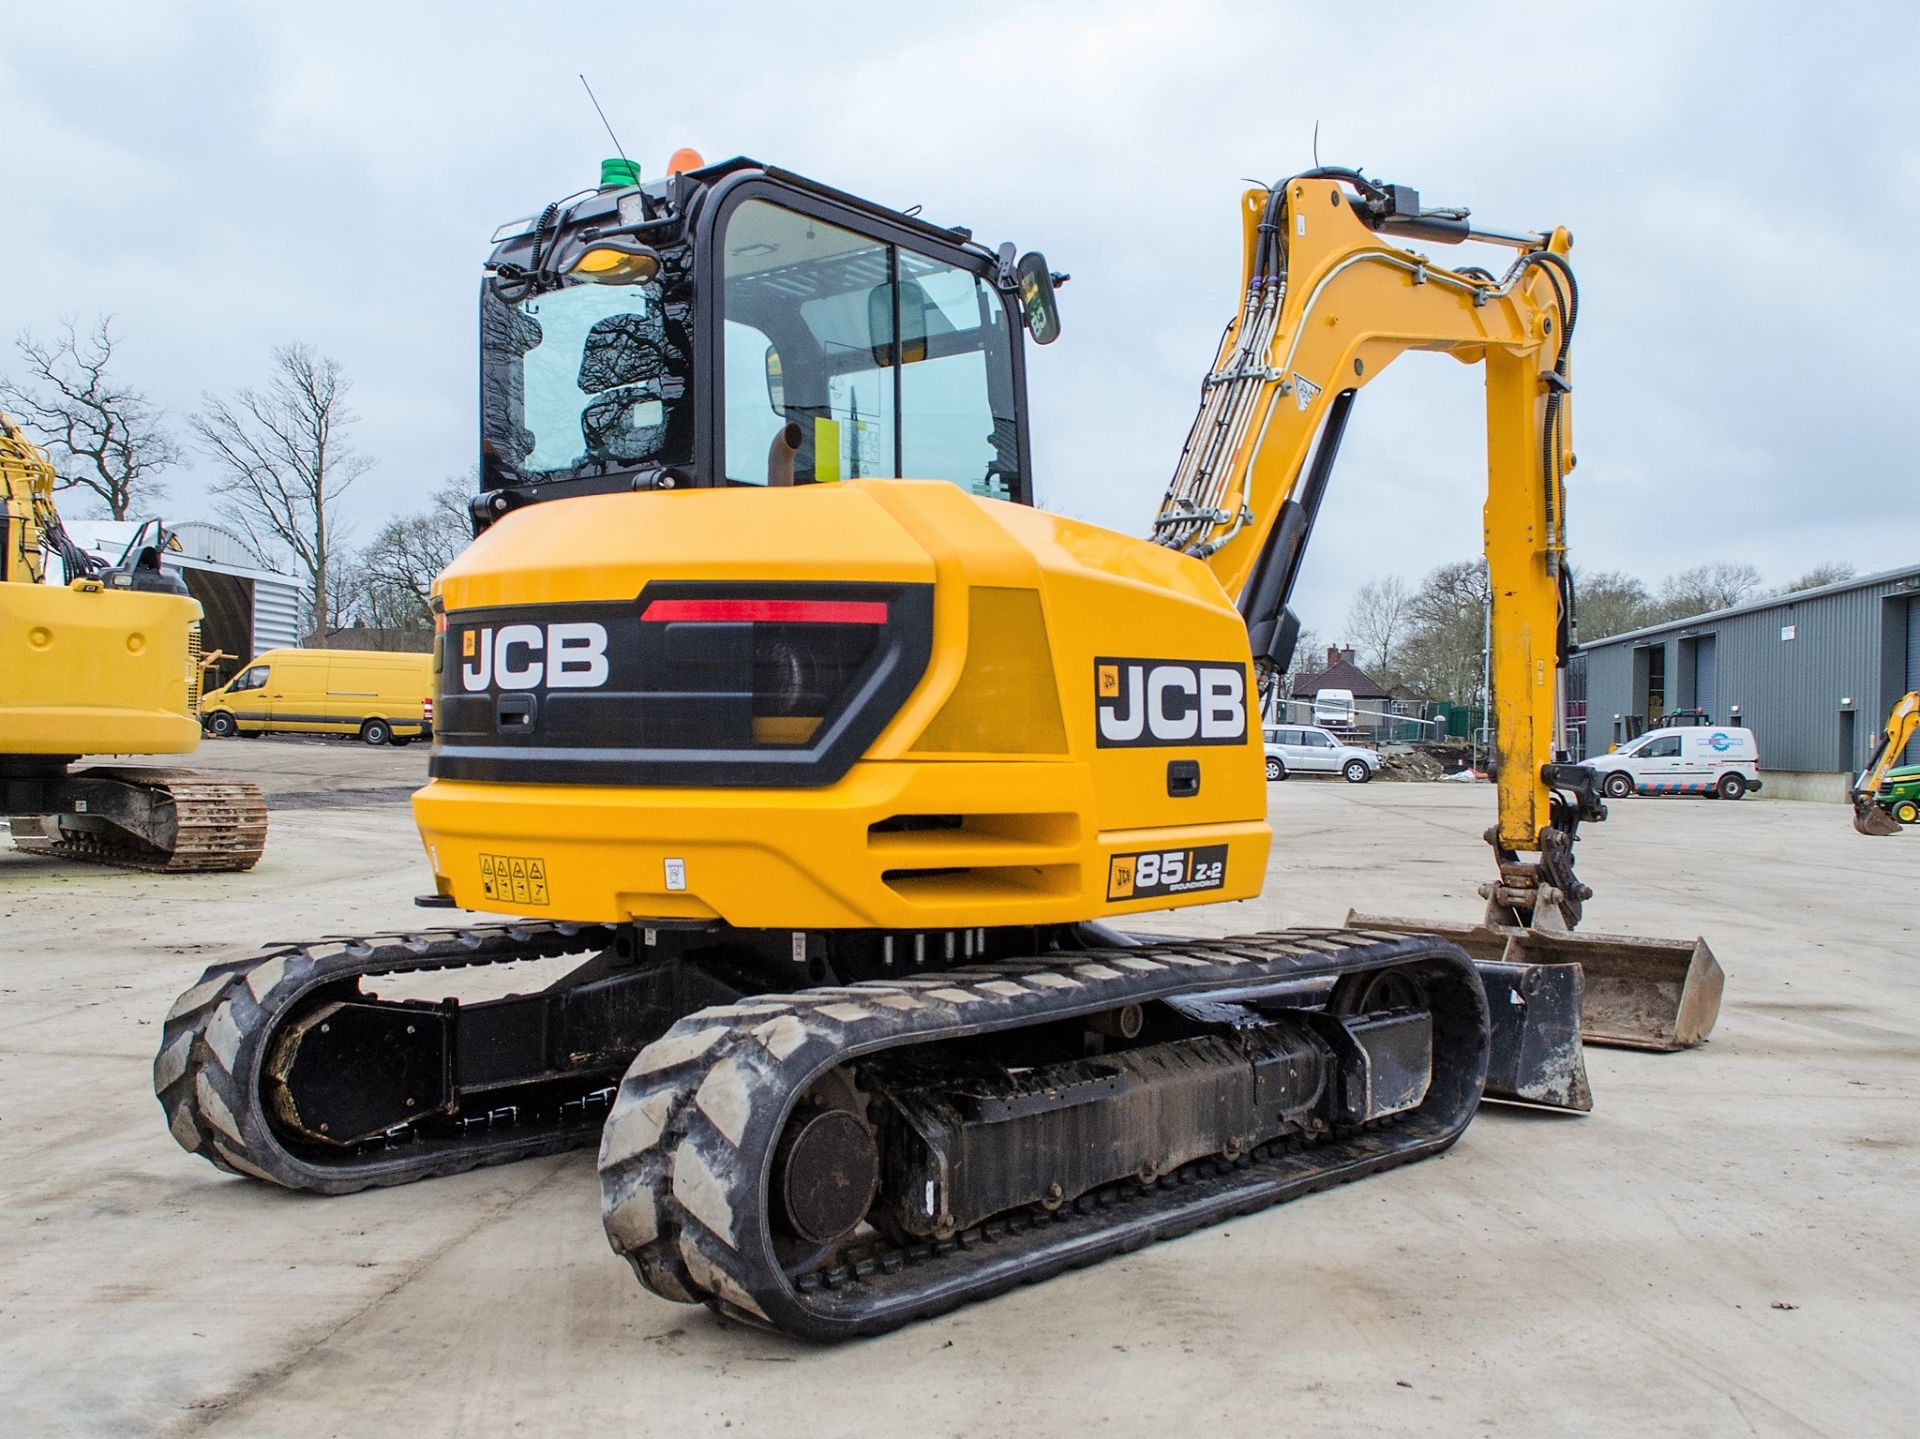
[476,159,1050,516]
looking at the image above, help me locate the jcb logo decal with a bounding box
[460,623,610,692]
[1094,657,1247,747]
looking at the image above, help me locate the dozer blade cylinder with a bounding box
[1348,912,1723,1053]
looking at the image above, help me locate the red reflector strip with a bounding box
[640,598,889,625]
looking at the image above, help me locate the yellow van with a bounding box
[200,647,433,746]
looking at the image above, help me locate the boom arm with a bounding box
[1152,172,1596,928]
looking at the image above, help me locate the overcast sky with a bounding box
[4,2,1915,636]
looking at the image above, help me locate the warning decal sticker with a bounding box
[479,851,551,906]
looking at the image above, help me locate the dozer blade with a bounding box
[1348,911,1723,1053]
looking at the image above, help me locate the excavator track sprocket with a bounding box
[598,927,1491,1339]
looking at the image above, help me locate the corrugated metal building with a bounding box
[1573,563,1920,797]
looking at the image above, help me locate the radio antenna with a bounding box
[579,74,631,169]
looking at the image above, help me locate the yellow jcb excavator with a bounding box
[158,156,1718,1338]
[1852,690,1920,834]
[1,412,266,870]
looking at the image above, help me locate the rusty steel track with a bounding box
[12,767,268,873]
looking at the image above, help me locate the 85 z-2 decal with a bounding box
[1107,844,1229,901]
[1095,657,1247,747]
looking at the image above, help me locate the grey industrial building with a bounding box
[1572,563,1920,798]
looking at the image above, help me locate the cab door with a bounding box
[1297,729,1341,773]
[1274,727,1313,772]
[1633,732,1684,791]
[222,663,273,731]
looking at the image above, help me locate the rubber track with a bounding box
[155,921,617,1193]
[13,767,268,873]
[597,926,1490,1339]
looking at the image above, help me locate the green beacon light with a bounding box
[600,157,641,188]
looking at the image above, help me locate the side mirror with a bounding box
[764,345,785,413]
[1016,252,1062,345]
[869,280,931,366]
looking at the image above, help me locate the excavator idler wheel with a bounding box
[775,1109,880,1248]
[1327,967,1423,1016]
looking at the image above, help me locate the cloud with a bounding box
[2,0,1913,634]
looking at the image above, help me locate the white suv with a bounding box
[1263,725,1379,784]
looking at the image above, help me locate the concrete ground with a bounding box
[2,738,1915,1437]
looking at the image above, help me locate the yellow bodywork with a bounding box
[0,412,203,757]
[417,173,1586,933]
[415,480,1270,928]
[0,581,204,755]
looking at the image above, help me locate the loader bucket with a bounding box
[1853,797,1902,837]
[1347,912,1723,1053]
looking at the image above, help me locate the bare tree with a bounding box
[1396,559,1491,705]
[191,344,370,634]
[0,315,179,519]
[1571,567,1653,642]
[1781,560,1857,594]
[1651,561,1762,622]
[1345,575,1412,685]
[335,477,473,632]
[1266,624,1324,721]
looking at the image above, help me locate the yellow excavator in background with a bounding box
[159,157,1718,1338]
[0,412,266,870]
[1852,691,1920,834]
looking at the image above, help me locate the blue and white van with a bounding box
[1580,725,1763,801]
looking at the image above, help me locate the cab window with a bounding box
[1305,731,1335,748]
[1641,734,1682,758]
[229,665,269,693]
[720,198,1021,499]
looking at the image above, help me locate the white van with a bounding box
[1312,687,1356,728]
[200,648,433,746]
[1581,725,1763,801]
